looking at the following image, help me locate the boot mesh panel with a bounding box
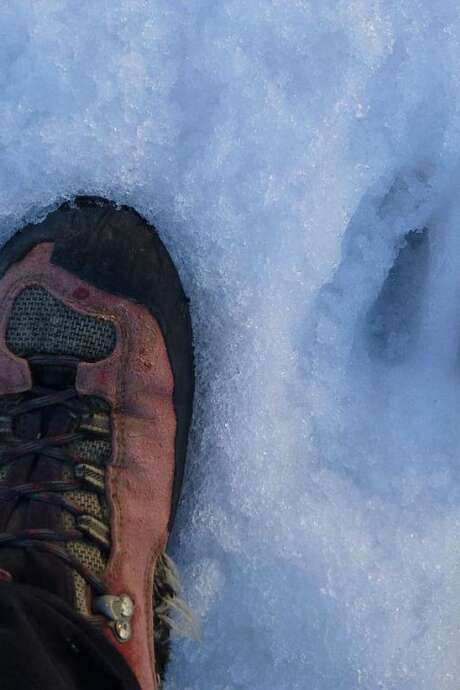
[6,286,115,615]
[71,438,111,464]
[6,286,116,360]
[66,434,111,614]
[62,463,107,615]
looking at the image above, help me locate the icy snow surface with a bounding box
[2,1,460,688]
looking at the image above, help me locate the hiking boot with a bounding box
[0,197,194,689]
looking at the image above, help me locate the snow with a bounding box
[1,1,460,688]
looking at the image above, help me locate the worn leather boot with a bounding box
[0,197,194,689]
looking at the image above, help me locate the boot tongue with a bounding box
[0,285,116,608]
[0,364,79,603]
[31,360,78,390]
[13,361,79,459]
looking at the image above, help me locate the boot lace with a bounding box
[0,354,110,598]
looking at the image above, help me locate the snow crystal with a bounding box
[1,1,460,688]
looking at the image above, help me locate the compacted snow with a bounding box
[2,1,460,688]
